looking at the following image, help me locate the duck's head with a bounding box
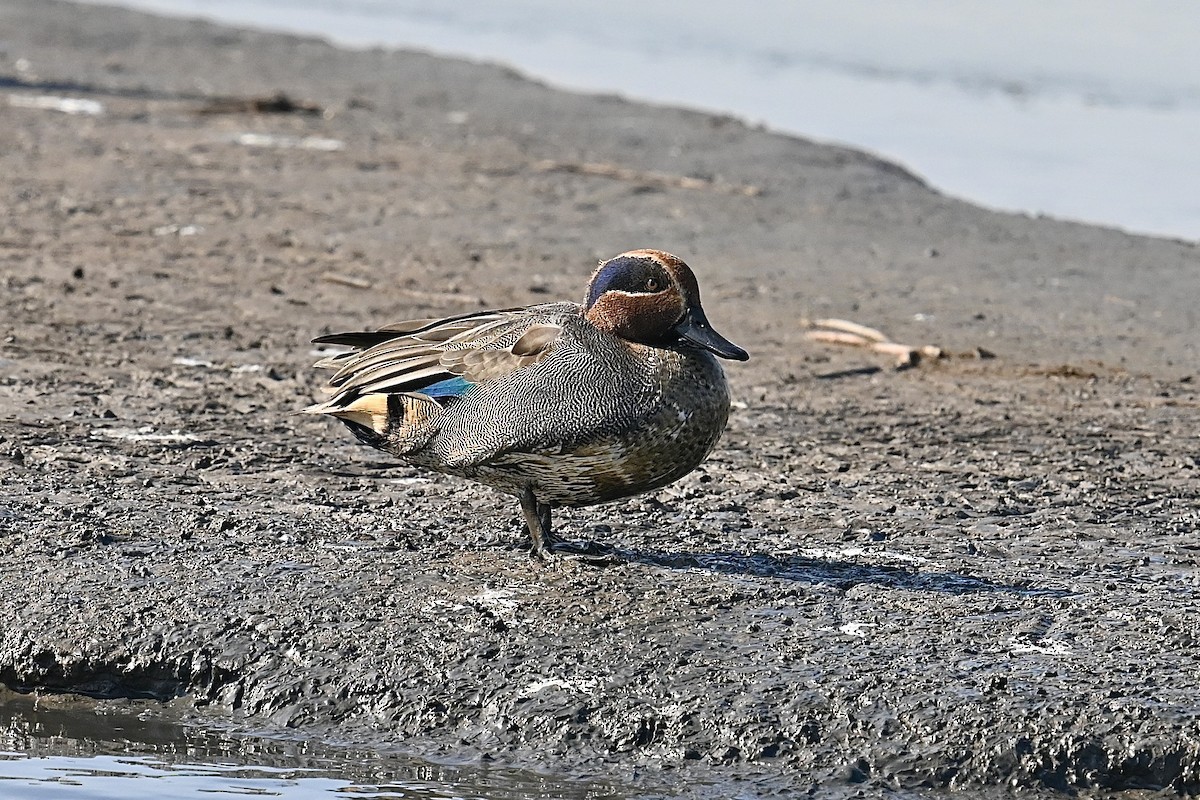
[583,249,749,361]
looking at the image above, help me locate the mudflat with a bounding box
[1,1,1197,796]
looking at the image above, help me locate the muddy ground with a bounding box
[1,1,1198,797]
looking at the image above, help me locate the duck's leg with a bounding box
[519,487,560,557]
[518,488,620,563]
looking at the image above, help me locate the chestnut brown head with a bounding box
[583,250,749,361]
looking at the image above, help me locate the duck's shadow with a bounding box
[613,548,1071,597]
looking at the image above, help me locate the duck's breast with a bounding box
[426,322,731,505]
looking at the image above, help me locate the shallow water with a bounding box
[75,0,1200,240]
[0,692,630,800]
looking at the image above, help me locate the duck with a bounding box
[304,249,749,558]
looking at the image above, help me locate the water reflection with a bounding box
[0,690,630,799]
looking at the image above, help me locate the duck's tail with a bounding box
[302,392,441,451]
[302,393,391,435]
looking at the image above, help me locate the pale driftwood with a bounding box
[803,318,945,369]
[533,159,762,197]
[811,318,888,343]
[321,272,374,290]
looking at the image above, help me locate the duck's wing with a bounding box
[310,306,569,403]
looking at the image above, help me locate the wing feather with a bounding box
[311,308,566,406]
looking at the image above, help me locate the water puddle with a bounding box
[0,690,631,799]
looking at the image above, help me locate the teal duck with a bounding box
[304,249,748,557]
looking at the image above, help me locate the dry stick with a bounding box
[321,272,374,290]
[533,159,762,197]
[804,318,942,369]
[811,318,888,343]
[195,92,322,116]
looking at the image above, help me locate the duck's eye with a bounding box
[645,277,661,292]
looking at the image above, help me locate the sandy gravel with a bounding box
[1,2,1198,797]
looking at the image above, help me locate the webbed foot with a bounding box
[518,489,623,566]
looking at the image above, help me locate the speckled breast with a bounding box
[405,317,733,507]
[484,347,731,507]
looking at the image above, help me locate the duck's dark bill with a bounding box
[674,308,750,361]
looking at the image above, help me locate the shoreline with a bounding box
[1,1,1198,796]
[76,0,1200,242]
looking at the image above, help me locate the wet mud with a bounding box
[1,2,1198,797]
